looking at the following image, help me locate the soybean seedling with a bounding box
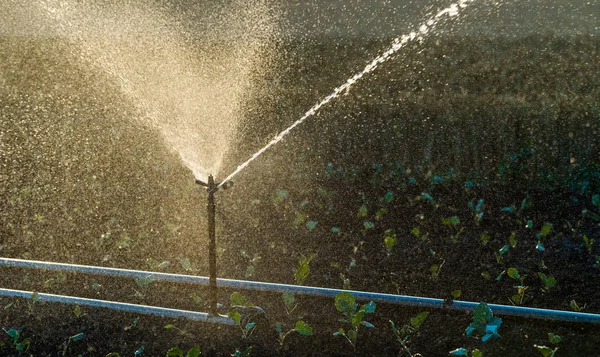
[134,275,156,299]
[465,302,502,342]
[390,312,429,357]
[275,320,313,346]
[333,292,376,348]
[3,328,31,354]
[507,268,528,305]
[449,348,484,357]
[227,292,265,339]
[534,332,562,357]
[62,332,84,356]
[165,346,201,357]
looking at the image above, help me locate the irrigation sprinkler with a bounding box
[195,174,233,315]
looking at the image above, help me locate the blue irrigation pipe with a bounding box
[0,287,235,325]
[1,257,600,324]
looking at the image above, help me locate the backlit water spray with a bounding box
[218,0,476,188]
[24,0,277,183]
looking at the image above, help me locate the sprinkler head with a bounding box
[195,179,209,187]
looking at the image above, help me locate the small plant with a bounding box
[333,292,376,347]
[275,320,313,346]
[134,275,156,299]
[164,323,191,337]
[295,253,316,285]
[534,332,562,357]
[442,215,464,242]
[231,346,252,357]
[282,292,297,315]
[26,291,40,314]
[166,346,201,357]
[62,332,84,356]
[384,229,397,255]
[390,312,429,356]
[124,316,140,331]
[583,234,595,254]
[449,348,483,356]
[227,292,265,339]
[3,328,31,353]
[465,302,502,342]
[538,272,557,292]
[507,268,528,305]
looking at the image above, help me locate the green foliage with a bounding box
[390,312,429,356]
[228,293,262,339]
[538,272,557,291]
[333,292,376,347]
[231,346,252,357]
[3,328,31,353]
[449,348,483,357]
[507,268,528,304]
[275,320,313,346]
[383,229,397,254]
[134,275,156,299]
[166,346,200,357]
[295,254,316,285]
[465,302,502,342]
[583,234,595,254]
[124,317,140,331]
[357,205,368,218]
[534,333,561,357]
[62,332,84,356]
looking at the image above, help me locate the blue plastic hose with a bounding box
[1,257,599,324]
[0,287,235,325]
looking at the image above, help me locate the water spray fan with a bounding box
[195,175,233,315]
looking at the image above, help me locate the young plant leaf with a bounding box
[507,267,520,280]
[295,321,313,336]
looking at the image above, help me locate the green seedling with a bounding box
[240,250,262,278]
[231,346,252,357]
[583,235,595,254]
[282,292,297,315]
[28,291,40,314]
[275,320,313,346]
[179,258,192,271]
[124,317,140,331]
[44,271,67,288]
[538,272,557,291]
[430,260,445,280]
[449,348,483,357]
[105,353,120,357]
[390,312,429,357]
[442,216,464,242]
[166,346,201,357]
[73,305,83,318]
[164,324,190,337]
[465,302,502,342]
[534,332,561,357]
[295,253,316,285]
[569,299,585,312]
[535,223,553,251]
[228,292,264,339]
[384,229,397,255]
[134,275,156,299]
[507,268,528,305]
[3,328,31,353]
[62,332,84,356]
[333,292,376,348]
